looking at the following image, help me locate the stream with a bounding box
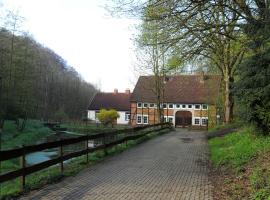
[25,131,85,166]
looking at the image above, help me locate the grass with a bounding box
[1,120,53,150]
[0,127,171,199]
[207,121,242,133]
[64,122,127,134]
[209,125,270,199]
[209,126,270,169]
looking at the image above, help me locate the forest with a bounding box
[0,12,96,131]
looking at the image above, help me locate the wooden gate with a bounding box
[175,111,192,127]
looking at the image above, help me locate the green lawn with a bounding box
[209,126,270,199]
[209,126,270,169]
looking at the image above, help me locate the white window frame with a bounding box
[125,112,130,121]
[149,103,155,108]
[162,103,167,109]
[137,115,142,124]
[137,115,148,124]
[182,104,186,109]
[143,103,148,108]
[194,117,201,125]
[176,104,181,109]
[168,103,174,109]
[194,104,201,110]
[201,117,208,126]
[202,104,208,110]
[143,115,149,124]
[168,116,174,123]
[188,104,193,109]
[137,102,142,108]
[163,116,167,122]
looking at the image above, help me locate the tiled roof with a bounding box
[130,75,221,104]
[88,92,131,111]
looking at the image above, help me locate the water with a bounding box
[25,132,87,166]
[26,150,58,166]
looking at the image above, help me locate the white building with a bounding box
[87,89,131,125]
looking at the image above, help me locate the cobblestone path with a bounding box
[20,129,213,200]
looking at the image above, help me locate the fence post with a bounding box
[86,136,89,163]
[103,133,108,156]
[20,145,26,192]
[59,139,64,175]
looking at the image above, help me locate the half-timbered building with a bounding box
[130,74,221,128]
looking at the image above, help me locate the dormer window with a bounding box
[137,102,142,108]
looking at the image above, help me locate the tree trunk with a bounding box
[224,76,234,124]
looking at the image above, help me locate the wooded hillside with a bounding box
[0,28,96,123]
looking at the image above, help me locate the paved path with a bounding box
[20,129,213,200]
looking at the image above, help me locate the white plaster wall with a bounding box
[88,110,96,121]
[117,111,129,124]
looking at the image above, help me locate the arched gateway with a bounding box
[175,111,192,127]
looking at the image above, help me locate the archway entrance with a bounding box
[175,111,192,127]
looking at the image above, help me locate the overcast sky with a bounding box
[0,0,139,92]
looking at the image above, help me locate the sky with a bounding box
[0,0,140,92]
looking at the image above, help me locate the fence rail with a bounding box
[0,123,171,190]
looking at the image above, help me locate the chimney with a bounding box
[125,89,130,94]
[114,88,118,94]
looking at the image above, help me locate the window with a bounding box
[143,103,148,108]
[195,104,201,110]
[176,104,180,108]
[194,118,200,125]
[168,104,173,109]
[137,102,142,108]
[202,118,208,125]
[202,104,208,110]
[149,103,155,108]
[137,115,142,124]
[162,103,167,108]
[143,116,148,124]
[188,104,192,109]
[182,104,186,108]
[125,113,130,121]
[168,117,173,123]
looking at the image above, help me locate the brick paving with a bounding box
[20,129,213,200]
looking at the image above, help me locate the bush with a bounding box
[96,109,119,127]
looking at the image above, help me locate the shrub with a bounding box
[96,109,119,127]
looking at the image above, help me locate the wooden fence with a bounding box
[0,123,171,191]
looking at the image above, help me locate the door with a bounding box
[175,111,192,127]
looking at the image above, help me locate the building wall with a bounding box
[88,110,129,124]
[117,111,129,124]
[88,110,96,121]
[130,102,217,127]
